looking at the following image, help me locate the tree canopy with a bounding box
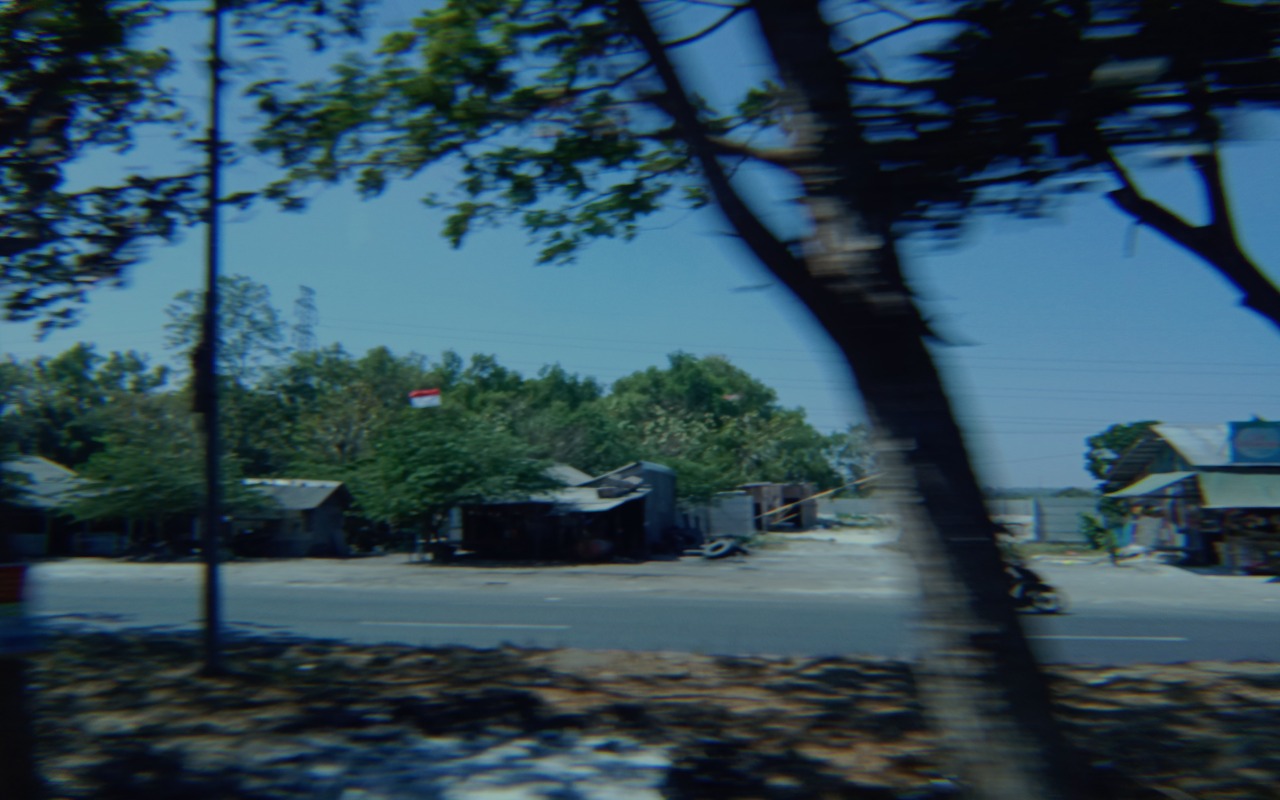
[4,281,855,518]
[0,0,363,332]
[1084,419,1160,482]
[355,406,555,537]
[67,391,265,526]
[165,274,289,385]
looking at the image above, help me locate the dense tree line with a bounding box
[1,277,865,541]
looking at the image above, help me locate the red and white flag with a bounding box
[408,388,442,408]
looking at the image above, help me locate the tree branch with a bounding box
[642,126,805,171]
[705,137,799,168]
[662,2,748,49]
[1190,145,1234,234]
[615,0,827,313]
[1104,149,1280,332]
[835,16,963,57]
[846,75,932,89]
[1102,151,1205,253]
[1183,82,1236,237]
[703,135,805,169]
[860,0,917,26]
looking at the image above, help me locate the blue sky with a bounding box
[4,3,1280,489]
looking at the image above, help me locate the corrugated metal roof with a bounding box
[1153,423,1231,467]
[547,486,649,514]
[587,461,674,486]
[484,485,650,514]
[1197,472,1280,509]
[243,479,347,511]
[1104,432,1168,489]
[1105,471,1196,498]
[3,456,83,509]
[544,464,594,486]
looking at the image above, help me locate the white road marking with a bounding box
[1030,635,1187,642]
[359,621,570,630]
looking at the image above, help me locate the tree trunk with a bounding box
[621,0,1093,793]
[743,3,1087,797]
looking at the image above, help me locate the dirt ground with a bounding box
[27,630,1280,799]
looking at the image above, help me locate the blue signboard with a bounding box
[1229,421,1280,464]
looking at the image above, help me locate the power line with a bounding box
[315,315,1280,370]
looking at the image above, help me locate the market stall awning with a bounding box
[1197,472,1280,509]
[1105,472,1195,498]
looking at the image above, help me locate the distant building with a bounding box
[739,482,818,531]
[1,456,85,558]
[235,479,353,557]
[460,461,679,561]
[1104,422,1280,572]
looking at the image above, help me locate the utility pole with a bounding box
[194,0,226,676]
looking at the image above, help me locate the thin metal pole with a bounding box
[198,0,226,676]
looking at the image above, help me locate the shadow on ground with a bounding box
[29,629,1280,799]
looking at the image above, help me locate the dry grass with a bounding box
[27,631,1280,799]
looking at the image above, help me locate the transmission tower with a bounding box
[292,285,318,352]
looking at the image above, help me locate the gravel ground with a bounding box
[32,528,915,600]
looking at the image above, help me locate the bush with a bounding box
[1079,513,1114,551]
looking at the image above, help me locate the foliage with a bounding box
[1079,512,1114,551]
[5,335,855,516]
[0,342,168,467]
[1085,420,1159,481]
[506,400,637,477]
[1053,487,1096,498]
[1083,420,1161,540]
[825,423,877,494]
[0,0,365,332]
[855,1,1280,220]
[164,273,289,385]
[606,353,841,501]
[68,392,264,524]
[257,344,435,476]
[356,407,554,535]
[248,0,1280,332]
[0,433,34,508]
[0,0,201,332]
[250,0,704,265]
[894,1,1280,328]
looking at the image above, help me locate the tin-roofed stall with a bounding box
[739,482,818,531]
[460,462,676,561]
[1104,422,1280,572]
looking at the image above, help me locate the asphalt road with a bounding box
[30,567,1280,664]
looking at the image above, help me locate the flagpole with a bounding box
[406,388,443,563]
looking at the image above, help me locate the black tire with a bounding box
[703,539,735,559]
